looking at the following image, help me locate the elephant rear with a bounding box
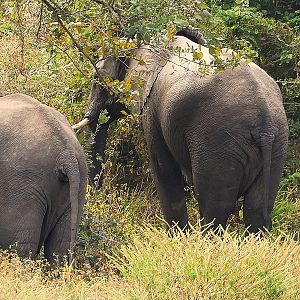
[188,63,287,231]
[146,54,288,232]
[0,94,87,261]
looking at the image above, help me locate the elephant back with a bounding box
[125,46,169,114]
[0,93,84,171]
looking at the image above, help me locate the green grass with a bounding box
[272,172,300,235]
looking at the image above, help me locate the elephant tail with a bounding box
[56,151,81,252]
[260,133,275,226]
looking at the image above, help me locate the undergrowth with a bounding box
[1,228,300,300]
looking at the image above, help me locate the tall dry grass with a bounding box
[1,227,300,300]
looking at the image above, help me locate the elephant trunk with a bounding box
[72,86,106,129]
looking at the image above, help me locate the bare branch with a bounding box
[15,1,27,79]
[36,3,43,40]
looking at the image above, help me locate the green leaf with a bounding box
[98,110,110,125]
[147,23,159,30]
[199,2,208,10]
[0,22,13,32]
[174,17,189,28]
[138,59,145,66]
[76,132,84,144]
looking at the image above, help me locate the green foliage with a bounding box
[123,0,207,42]
[272,177,300,235]
[205,2,299,73]
[0,1,91,124]
[0,0,299,287]
[75,184,161,270]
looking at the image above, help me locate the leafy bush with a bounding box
[0,0,299,290]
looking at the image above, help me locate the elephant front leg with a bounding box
[148,137,188,230]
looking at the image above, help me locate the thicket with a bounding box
[0,0,299,298]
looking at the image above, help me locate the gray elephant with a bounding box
[0,94,88,262]
[74,30,288,233]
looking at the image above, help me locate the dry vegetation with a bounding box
[1,228,300,300]
[0,2,299,299]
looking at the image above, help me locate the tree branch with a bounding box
[92,0,125,31]
[41,0,98,72]
[36,3,43,40]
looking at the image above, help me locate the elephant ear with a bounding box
[176,28,207,46]
[125,45,169,114]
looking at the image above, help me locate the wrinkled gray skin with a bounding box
[0,94,87,262]
[85,33,288,233]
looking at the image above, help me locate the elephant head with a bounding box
[87,57,128,120]
[73,28,207,131]
[73,51,169,132]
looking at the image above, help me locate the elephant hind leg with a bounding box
[192,160,242,231]
[44,208,71,264]
[0,197,44,258]
[194,187,239,232]
[147,136,188,230]
[243,159,284,233]
[5,233,41,259]
[0,216,43,259]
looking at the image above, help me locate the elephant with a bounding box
[73,28,207,189]
[73,29,288,233]
[0,93,88,262]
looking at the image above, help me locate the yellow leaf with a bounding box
[193,51,204,60]
[47,34,54,42]
[167,27,176,40]
[73,22,82,34]
[124,78,132,90]
[215,47,221,57]
[199,2,207,10]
